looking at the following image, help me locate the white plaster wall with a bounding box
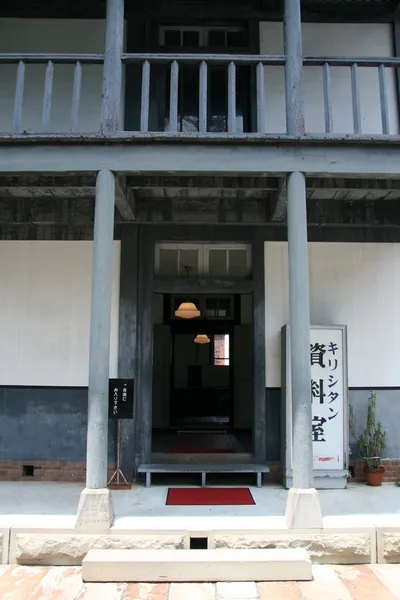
[0,19,125,132]
[0,241,120,386]
[265,242,400,388]
[260,23,399,134]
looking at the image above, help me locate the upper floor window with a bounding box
[160,26,248,49]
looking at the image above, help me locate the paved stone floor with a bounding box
[0,564,399,600]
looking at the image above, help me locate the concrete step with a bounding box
[82,548,312,583]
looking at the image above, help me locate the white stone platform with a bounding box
[82,548,313,582]
[0,481,399,566]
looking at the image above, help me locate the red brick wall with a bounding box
[0,458,398,484]
[0,460,115,482]
[351,459,400,483]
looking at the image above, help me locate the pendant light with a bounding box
[194,334,210,344]
[175,301,200,319]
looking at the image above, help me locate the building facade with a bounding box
[1,0,400,526]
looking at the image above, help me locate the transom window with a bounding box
[159,26,247,49]
[155,243,251,278]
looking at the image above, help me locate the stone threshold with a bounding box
[1,514,399,566]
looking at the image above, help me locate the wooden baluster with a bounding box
[42,60,54,131]
[169,60,179,132]
[351,63,361,134]
[379,63,389,135]
[140,60,150,132]
[70,60,82,132]
[228,61,236,133]
[13,60,25,133]
[256,61,266,133]
[322,62,333,133]
[199,60,208,133]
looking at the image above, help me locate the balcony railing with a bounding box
[0,54,104,134]
[0,52,399,138]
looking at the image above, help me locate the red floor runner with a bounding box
[166,487,255,506]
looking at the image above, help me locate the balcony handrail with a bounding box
[121,53,286,65]
[303,56,400,68]
[0,53,104,64]
[1,51,399,137]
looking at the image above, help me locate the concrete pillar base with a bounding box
[285,488,323,529]
[76,488,115,531]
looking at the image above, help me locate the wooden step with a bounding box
[82,548,312,583]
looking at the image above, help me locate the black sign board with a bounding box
[108,379,134,420]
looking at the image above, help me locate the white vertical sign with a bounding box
[310,327,345,470]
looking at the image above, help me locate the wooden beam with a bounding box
[4,143,400,177]
[128,176,280,190]
[153,278,254,294]
[271,178,288,221]
[115,176,136,220]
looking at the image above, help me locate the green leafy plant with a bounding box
[349,391,386,471]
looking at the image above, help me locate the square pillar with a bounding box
[76,169,116,530]
[285,171,322,529]
[284,0,305,136]
[101,0,124,133]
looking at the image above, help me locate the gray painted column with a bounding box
[76,169,116,530]
[287,171,312,489]
[285,172,322,528]
[86,169,116,489]
[101,0,124,133]
[284,0,305,135]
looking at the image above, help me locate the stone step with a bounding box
[82,548,312,583]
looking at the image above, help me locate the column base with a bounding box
[285,487,323,529]
[76,488,115,531]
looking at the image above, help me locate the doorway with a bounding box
[151,293,254,456]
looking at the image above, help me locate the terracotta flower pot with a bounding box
[365,466,385,486]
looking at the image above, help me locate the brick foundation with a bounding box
[351,459,400,483]
[0,458,398,484]
[0,460,116,482]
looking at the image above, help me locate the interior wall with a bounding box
[265,242,400,388]
[0,18,125,132]
[260,22,398,134]
[0,241,121,386]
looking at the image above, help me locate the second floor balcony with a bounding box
[0,1,399,142]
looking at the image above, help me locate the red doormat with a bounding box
[166,487,255,506]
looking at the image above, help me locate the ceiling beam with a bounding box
[271,178,287,221]
[115,176,136,221]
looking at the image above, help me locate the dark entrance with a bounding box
[151,293,254,454]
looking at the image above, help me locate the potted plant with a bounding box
[349,391,387,486]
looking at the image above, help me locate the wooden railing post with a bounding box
[101,0,124,133]
[284,0,305,136]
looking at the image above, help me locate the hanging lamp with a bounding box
[194,334,210,344]
[174,301,200,319]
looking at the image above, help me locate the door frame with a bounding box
[135,225,266,465]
